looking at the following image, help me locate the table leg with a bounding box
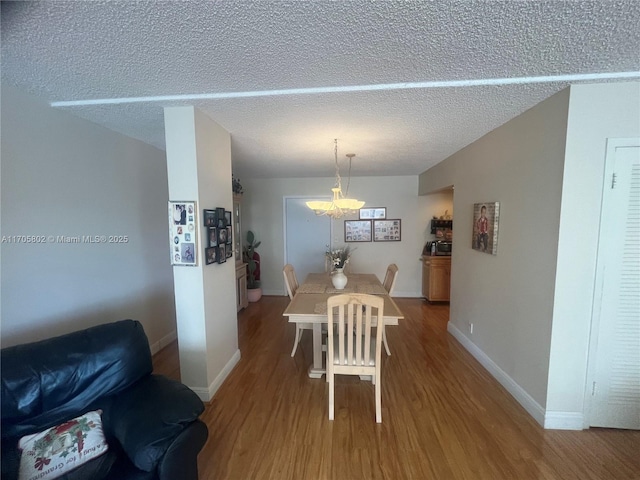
[307,323,325,379]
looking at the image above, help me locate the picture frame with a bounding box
[359,207,386,220]
[225,210,232,227]
[216,207,226,228]
[208,227,218,247]
[344,220,372,242]
[218,225,228,244]
[203,209,216,227]
[217,243,227,263]
[205,246,217,265]
[226,226,232,245]
[373,219,401,242]
[169,201,197,266]
[225,243,233,258]
[472,202,500,255]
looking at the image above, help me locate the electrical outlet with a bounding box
[468,323,474,334]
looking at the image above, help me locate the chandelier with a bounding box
[306,139,365,218]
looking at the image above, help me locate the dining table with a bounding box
[282,272,404,378]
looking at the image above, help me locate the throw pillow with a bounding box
[18,410,108,480]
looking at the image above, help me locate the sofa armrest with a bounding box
[158,420,208,480]
[106,375,205,472]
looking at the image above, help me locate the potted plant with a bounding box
[243,230,262,302]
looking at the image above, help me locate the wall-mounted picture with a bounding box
[226,226,232,245]
[218,243,227,263]
[359,207,386,220]
[203,209,216,227]
[169,201,198,266]
[225,243,233,258]
[344,220,372,242]
[373,219,401,242]
[218,225,228,244]
[225,210,232,226]
[216,207,226,228]
[472,202,500,255]
[205,246,217,265]
[208,227,218,247]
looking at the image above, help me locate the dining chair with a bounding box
[380,264,399,356]
[327,293,385,423]
[283,264,314,357]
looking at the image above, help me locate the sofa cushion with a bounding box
[2,320,153,440]
[18,410,108,480]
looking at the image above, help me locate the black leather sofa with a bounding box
[1,320,208,480]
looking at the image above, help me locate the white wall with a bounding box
[546,82,640,426]
[241,176,436,297]
[1,84,176,351]
[418,88,571,419]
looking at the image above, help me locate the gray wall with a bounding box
[1,84,176,351]
[419,88,571,410]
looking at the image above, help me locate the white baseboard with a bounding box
[544,411,584,430]
[447,322,546,427]
[149,329,177,355]
[190,349,241,402]
[261,290,423,298]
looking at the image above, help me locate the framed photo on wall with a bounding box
[472,202,500,255]
[217,243,227,263]
[373,219,401,242]
[203,209,216,227]
[344,220,372,242]
[169,201,197,266]
[359,207,386,219]
[205,246,217,265]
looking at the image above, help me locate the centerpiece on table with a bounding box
[326,245,352,290]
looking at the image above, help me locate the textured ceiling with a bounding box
[2,1,639,179]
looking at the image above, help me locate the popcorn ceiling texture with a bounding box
[2,1,639,178]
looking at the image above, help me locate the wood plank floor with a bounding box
[153,296,640,480]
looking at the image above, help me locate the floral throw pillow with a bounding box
[18,410,108,480]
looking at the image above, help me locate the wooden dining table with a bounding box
[282,272,404,378]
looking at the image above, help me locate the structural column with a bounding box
[164,106,239,400]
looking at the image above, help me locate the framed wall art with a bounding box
[203,209,216,227]
[373,219,401,242]
[472,202,500,255]
[169,201,197,266]
[205,246,217,265]
[344,220,372,242]
[217,243,227,263]
[359,207,386,220]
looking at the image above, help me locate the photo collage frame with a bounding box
[204,207,233,264]
[169,201,198,266]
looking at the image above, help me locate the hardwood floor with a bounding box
[153,296,640,480]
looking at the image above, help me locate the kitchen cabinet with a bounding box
[421,256,451,302]
[234,194,248,311]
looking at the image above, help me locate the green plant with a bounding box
[243,230,261,289]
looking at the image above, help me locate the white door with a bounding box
[590,139,640,429]
[284,197,331,288]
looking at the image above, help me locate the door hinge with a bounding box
[611,173,617,189]
[592,381,597,396]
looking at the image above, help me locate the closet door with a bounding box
[590,140,640,429]
[284,197,331,289]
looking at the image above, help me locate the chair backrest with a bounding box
[283,264,299,300]
[327,294,384,367]
[382,264,399,295]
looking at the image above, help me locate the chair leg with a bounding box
[375,370,382,423]
[382,327,391,356]
[328,369,335,420]
[290,325,302,357]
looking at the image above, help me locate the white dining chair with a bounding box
[327,293,385,423]
[283,264,316,357]
[380,264,398,356]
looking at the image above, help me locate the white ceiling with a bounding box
[2,1,639,179]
